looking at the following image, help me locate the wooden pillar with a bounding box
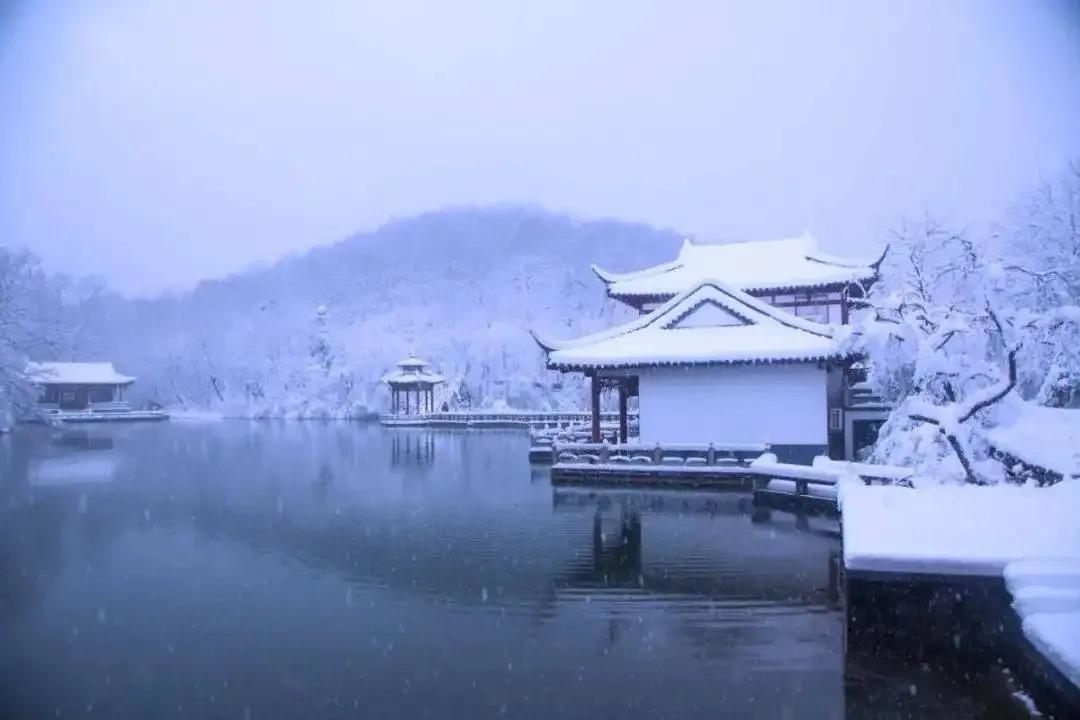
[590,374,601,443]
[618,380,628,444]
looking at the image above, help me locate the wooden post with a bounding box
[590,374,601,443]
[618,381,628,444]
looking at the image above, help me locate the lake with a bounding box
[0,422,1021,719]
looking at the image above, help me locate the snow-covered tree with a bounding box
[994,162,1080,406]
[845,161,1080,483]
[0,248,65,428]
[841,216,1018,483]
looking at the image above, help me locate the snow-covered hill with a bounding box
[84,206,682,416]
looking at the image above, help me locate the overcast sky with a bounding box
[2,0,1079,296]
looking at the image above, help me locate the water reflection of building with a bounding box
[390,432,436,466]
[551,488,841,604]
[0,428,126,618]
[28,430,119,487]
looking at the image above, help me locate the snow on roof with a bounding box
[592,233,880,299]
[382,357,445,385]
[382,370,445,385]
[536,278,838,370]
[27,362,136,385]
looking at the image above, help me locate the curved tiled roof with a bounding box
[593,233,880,300]
[536,278,839,371]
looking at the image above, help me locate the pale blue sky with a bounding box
[2,0,1079,295]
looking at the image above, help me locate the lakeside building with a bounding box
[382,356,445,415]
[536,235,888,461]
[29,362,136,412]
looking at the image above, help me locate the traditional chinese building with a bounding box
[537,235,888,461]
[382,356,445,416]
[29,362,136,411]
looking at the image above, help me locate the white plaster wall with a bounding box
[637,364,827,445]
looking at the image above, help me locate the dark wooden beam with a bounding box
[618,380,629,444]
[590,374,601,443]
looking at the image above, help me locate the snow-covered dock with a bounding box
[549,450,903,516]
[38,408,169,423]
[549,441,768,489]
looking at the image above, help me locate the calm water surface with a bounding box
[0,422,1018,719]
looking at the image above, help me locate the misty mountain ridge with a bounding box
[84,206,684,416]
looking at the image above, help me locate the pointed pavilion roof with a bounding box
[381,356,445,385]
[591,233,882,302]
[534,279,839,371]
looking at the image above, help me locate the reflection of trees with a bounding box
[0,484,127,620]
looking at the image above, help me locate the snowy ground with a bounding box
[841,479,1080,577]
[842,479,1080,693]
[166,409,226,422]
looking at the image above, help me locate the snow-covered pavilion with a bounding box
[592,233,881,319]
[382,356,445,415]
[29,362,136,411]
[534,279,845,464]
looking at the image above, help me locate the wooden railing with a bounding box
[382,411,637,429]
[552,441,768,467]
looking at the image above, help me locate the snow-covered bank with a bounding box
[841,479,1080,576]
[167,409,226,422]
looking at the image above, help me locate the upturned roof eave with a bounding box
[547,352,845,373]
[33,376,136,386]
[606,274,877,301]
